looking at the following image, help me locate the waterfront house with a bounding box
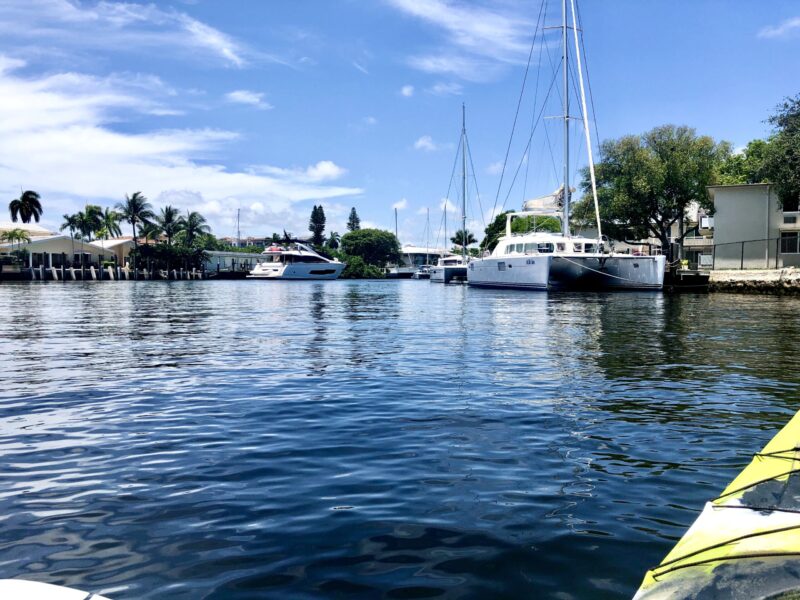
[707,184,800,269]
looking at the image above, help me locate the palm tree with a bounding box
[9,190,43,223]
[177,210,210,247]
[1,228,32,264]
[60,213,80,262]
[75,206,102,269]
[327,231,341,250]
[116,192,155,253]
[450,229,477,248]
[99,207,122,240]
[139,221,162,244]
[156,205,181,246]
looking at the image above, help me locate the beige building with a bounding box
[708,184,800,269]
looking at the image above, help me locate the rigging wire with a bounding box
[576,0,602,156]
[465,134,486,230]
[434,136,463,251]
[500,61,562,212]
[490,0,547,220]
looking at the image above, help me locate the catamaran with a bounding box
[467,0,665,291]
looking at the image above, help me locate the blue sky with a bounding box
[0,0,798,246]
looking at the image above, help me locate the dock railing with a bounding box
[709,236,799,270]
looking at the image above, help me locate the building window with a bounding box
[781,232,800,254]
[785,215,798,224]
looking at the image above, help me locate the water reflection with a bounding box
[0,282,799,599]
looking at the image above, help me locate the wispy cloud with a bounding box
[392,198,408,210]
[0,57,361,235]
[487,161,503,175]
[225,89,273,110]
[414,135,439,151]
[428,81,463,96]
[386,0,535,81]
[439,197,457,213]
[758,17,800,39]
[352,61,370,74]
[401,84,415,97]
[0,0,252,68]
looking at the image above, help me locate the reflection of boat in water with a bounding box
[430,255,468,284]
[466,0,665,291]
[385,245,448,278]
[0,579,112,599]
[248,242,345,280]
[635,409,800,599]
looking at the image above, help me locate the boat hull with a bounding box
[430,265,467,284]
[467,254,665,290]
[247,263,345,280]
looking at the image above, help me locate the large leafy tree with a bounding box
[177,210,211,247]
[718,139,770,185]
[347,207,361,232]
[309,205,326,246]
[340,228,401,267]
[116,192,155,253]
[156,205,181,246]
[480,211,510,252]
[576,125,729,258]
[9,190,43,223]
[763,95,800,210]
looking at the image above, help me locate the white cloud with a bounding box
[364,116,378,126]
[416,206,429,215]
[401,84,415,97]
[440,197,457,213]
[0,0,250,68]
[225,89,273,110]
[392,198,408,210]
[0,58,361,236]
[758,17,800,39]
[387,0,535,81]
[428,81,463,96]
[352,61,369,74]
[487,161,503,175]
[414,135,438,151]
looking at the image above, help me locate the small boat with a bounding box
[430,255,468,284]
[635,410,800,599]
[384,245,449,278]
[412,265,432,279]
[247,242,345,280]
[0,579,111,599]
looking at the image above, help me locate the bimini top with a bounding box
[260,242,341,263]
[635,409,800,599]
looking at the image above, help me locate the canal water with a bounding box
[0,281,798,599]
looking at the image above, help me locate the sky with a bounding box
[0,0,799,247]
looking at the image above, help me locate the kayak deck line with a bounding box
[650,523,800,578]
[635,410,800,599]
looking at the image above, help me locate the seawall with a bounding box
[710,267,800,293]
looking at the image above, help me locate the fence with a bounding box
[703,236,800,270]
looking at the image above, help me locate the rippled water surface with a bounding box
[1,281,799,599]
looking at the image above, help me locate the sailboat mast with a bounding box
[562,0,570,237]
[461,103,467,263]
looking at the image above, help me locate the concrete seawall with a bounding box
[710,267,800,293]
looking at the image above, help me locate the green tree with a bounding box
[139,221,162,244]
[450,229,477,249]
[156,205,181,245]
[9,190,43,223]
[347,207,361,232]
[340,228,400,267]
[326,231,341,250]
[718,139,770,185]
[99,207,122,240]
[116,192,155,256]
[309,204,326,246]
[577,125,729,258]
[480,211,510,252]
[177,210,211,247]
[763,95,800,210]
[1,228,31,252]
[60,213,80,260]
[339,255,384,279]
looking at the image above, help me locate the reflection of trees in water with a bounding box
[303,284,329,374]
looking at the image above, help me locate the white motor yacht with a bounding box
[248,242,345,280]
[385,245,449,278]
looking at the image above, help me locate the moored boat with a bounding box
[248,242,345,280]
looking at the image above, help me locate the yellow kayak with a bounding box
[636,410,800,599]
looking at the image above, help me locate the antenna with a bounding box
[236,208,241,248]
[461,103,467,263]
